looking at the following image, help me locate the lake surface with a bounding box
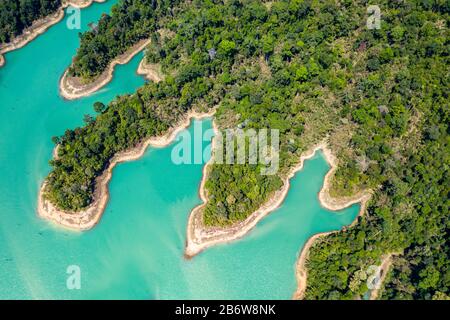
[0,1,359,299]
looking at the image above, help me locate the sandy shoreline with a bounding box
[136,58,164,83]
[293,193,371,300]
[37,108,216,230]
[292,231,335,299]
[0,0,105,68]
[59,39,150,100]
[292,148,372,300]
[185,140,371,259]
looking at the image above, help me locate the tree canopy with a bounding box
[0,0,62,44]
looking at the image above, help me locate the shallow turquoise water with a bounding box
[0,1,360,299]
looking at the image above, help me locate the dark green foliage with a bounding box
[68,0,182,80]
[303,0,449,300]
[0,0,62,44]
[93,101,106,113]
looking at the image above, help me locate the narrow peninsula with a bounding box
[185,140,371,258]
[38,108,215,230]
[59,39,150,100]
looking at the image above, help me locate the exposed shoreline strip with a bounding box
[37,109,216,230]
[0,0,106,68]
[293,147,373,300]
[136,58,164,83]
[293,193,371,300]
[59,39,151,100]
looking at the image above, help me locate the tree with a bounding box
[93,101,106,113]
[218,40,236,58]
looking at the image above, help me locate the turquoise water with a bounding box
[0,1,360,299]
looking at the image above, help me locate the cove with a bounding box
[0,0,360,299]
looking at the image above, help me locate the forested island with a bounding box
[38,0,448,300]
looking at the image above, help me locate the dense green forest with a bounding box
[42,0,449,299]
[0,0,62,44]
[68,0,181,80]
[301,1,449,300]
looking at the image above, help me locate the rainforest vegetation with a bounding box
[67,0,181,80]
[0,0,62,44]
[42,0,449,300]
[300,0,449,300]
